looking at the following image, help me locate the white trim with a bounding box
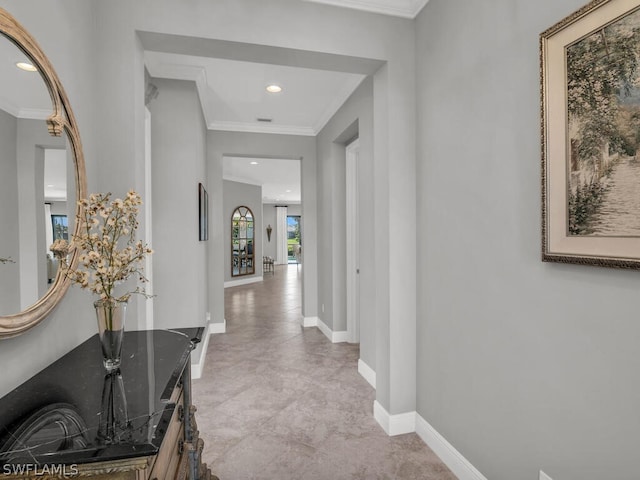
[191,320,227,379]
[224,276,263,288]
[301,0,429,18]
[208,121,316,137]
[190,322,212,379]
[143,107,154,331]
[357,359,376,388]
[373,401,416,436]
[346,138,360,344]
[317,318,348,343]
[209,319,227,334]
[18,107,51,120]
[415,414,488,480]
[302,316,319,327]
[539,472,553,480]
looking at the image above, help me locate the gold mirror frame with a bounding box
[0,8,86,338]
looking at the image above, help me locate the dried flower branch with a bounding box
[0,257,15,264]
[53,191,153,302]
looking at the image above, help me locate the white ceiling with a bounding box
[145,52,365,137]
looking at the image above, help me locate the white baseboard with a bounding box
[415,414,488,480]
[373,401,416,436]
[358,359,376,388]
[302,316,318,327]
[317,318,348,343]
[191,320,226,379]
[191,322,211,379]
[224,276,263,288]
[209,319,226,334]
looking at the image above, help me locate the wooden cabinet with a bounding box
[0,330,215,480]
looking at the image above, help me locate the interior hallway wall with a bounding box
[316,76,375,371]
[149,78,208,330]
[416,1,640,479]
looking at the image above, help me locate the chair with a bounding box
[263,256,274,274]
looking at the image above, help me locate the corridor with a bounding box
[192,265,455,479]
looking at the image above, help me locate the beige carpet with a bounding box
[192,265,457,480]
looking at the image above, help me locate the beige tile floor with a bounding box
[192,264,457,480]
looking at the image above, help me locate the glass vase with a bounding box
[94,298,127,372]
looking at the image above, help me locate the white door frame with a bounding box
[346,138,360,344]
[143,107,154,330]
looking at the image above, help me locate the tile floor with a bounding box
[192,264,456,480]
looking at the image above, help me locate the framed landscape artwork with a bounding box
[541,0,640,268]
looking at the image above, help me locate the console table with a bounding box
[0,329,214,480]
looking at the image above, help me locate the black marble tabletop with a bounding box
[0,328,202,467]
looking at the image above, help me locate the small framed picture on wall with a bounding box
[199,182,208,241]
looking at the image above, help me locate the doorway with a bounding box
[346,138,360,344]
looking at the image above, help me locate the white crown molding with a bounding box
[302,0,429,18]
[0,99,53,120]
[18,108,51,120]
[223,174,263,187]
[208,120,316,136]
[0,98,19,117]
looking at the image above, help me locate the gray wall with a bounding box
[149,78,208,330]
[416,1,640,479]
[223,180,262,282]
[316,77,375,370]
[0,109,19,314]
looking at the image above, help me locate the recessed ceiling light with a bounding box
[250,161,259,165]
[16,61,37,72]
[266,84,282,93]
[286,190,292,193]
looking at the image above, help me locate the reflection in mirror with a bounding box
[0,403,88,462]
[231,206,255,277]
[0,7,87,337]
[0,32,61,316]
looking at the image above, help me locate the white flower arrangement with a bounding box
[51,191,153,302]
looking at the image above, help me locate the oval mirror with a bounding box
[0,8,86,338]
